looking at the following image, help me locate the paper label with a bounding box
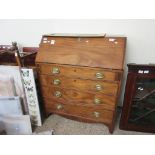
[138,70,143,73]
[144,70,149,74]
[109,38,116,42]
[51,40,55,44]
[43,37,47,41]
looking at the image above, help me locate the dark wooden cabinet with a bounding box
[36,34,126,133]
[120,64,155,133]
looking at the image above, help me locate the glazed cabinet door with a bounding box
[128,75,155,126]
[120,73,155,132]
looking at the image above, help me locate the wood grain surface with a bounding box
[43,98,114,124]
[36,37,126,69]
[36,35,126,133]
[39,74,119,96]
[40,86,117,110]
[38,63,122,81]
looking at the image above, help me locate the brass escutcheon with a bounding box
[54,91,62,98]
[93,111,100,118]
[94,98,102,104]
[95,84,102,91]
[52,67,60,74]
[53,79,61,85]
[96,72,104,79]
[57,104,63,110]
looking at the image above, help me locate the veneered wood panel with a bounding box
[44,98,113,124]
[41,86,116,111]
[38,63,122,81]
[39,75,119,96]
[36,37,126,69]
[35,34,126,133]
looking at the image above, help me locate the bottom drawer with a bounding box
[44,98,114,124]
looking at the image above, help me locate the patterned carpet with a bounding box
[35,112,152,135]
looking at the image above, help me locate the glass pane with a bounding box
[128,77,155,126]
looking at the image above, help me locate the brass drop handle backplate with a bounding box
[93,111,100,118]
[52,67,60,74]
[94,98,102,104]
[56,104,63,110]
[54,91,62,98]
[53,79,61,85]
[95,84,102,91]
[96,72,104,79]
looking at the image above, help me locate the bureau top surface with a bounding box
[36,35,126,69]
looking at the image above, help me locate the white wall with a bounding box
[0,19,155,104]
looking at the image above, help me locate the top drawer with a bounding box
[38,63,122,82]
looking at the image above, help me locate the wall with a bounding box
[0,19,155,104]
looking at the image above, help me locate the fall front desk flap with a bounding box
[36,34,126,70]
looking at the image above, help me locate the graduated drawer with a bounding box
[38,63,122,82]
[44,99,114,124]
[41,86,116,111]
[39,75,119,96]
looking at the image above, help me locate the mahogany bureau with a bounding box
[36,34,126,133]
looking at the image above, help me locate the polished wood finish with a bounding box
[41,86,116,111]
[36,36,126,69]
[0,44,38,66]
[120,64,155,133]
[22,47,38,66]
[43,98,114,124]
[38,63,122,82]
[0,45,17,65]
[39,75,119,96]
[36,34,126,133]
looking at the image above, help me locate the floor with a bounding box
[35,112,153,135]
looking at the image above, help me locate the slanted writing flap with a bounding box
[36,35,126,69]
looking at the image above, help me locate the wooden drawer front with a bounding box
[39,75,118,96]
[44,99,114,124]
[38,64,121,82]
[41,86,116,111]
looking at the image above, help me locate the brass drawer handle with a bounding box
[52,67,60,74]
[95,84,102,91]
[56,104,63,110]
[54,91,62,98]
[53,79,61,85]
[93,111,100,118]
[96,72,104,79]
[94,98,102,104]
